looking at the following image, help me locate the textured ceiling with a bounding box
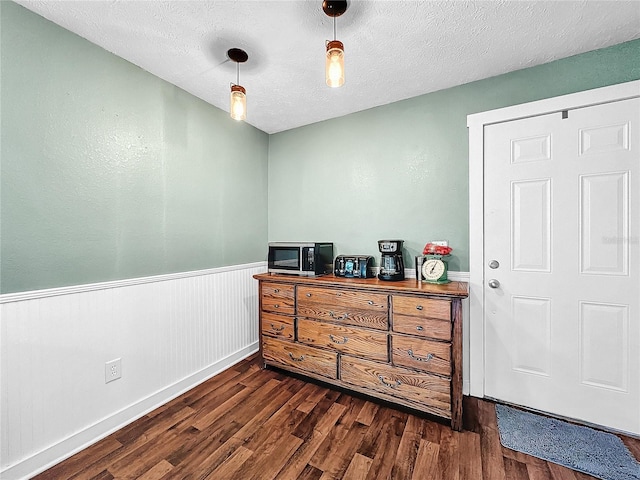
[15,1,640,134]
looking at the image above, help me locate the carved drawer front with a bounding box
[262,337,337,379]
[392,296,451,321]
[297,286,388,330]
[261,283,295,315]
[261,312,295,340]
[340,357,451,418]
[392,295,451,340]
[391,335,451,377]
[297,319,388,362]
[393,314,451,341]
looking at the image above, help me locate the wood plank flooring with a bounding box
[33,354,639,480]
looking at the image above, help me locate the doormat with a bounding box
[495,404,640,480]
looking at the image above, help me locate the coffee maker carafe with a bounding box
[377,240,405,281]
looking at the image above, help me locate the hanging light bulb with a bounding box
[227,48,248,121]
[323,1,348,88]
[326,40,344,88]
[230,84,246,121]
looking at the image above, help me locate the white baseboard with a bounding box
[2,344,258,480]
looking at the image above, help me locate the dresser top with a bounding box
[253,273,468,298]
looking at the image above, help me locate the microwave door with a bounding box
[269,247,301,271]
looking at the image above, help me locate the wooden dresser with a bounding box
[253,273,468,431]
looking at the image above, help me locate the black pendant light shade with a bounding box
[322,0,347,17]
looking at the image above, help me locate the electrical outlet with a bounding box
[431,240,449,247]
[105,358,122,383]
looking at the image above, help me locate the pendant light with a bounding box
[227,48,248,121]
[323,0,348,88]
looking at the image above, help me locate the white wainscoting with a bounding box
[0,262,266,480]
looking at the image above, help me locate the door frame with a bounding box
[466,80,640,398]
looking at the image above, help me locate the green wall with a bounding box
[0,2,269,294]
[268,39,640,272]
[2,0,639,293]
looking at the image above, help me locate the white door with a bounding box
[483,97,640,435]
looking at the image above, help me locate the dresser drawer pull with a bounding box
[273,304,280,308]
[378,375,401,389]
[416,326,424,331]
[329,311,349,321]
[288,352,305,362]
[274,288,280,293]
[408,349,434,362]
[306,293,312,297]
[329,334,348,344]
[416,305,423,311]
[368,300,374,305]
[270,323,285,332]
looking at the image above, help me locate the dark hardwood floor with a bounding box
[34,354,639,479]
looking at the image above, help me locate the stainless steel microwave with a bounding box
[267,242,334,276]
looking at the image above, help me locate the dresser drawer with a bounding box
[391,335,451,376]
[298,286,388,310]
[261,283,295,315]
[297,287,388,330]
[340,357,451,417]
[262,337,337,379]
[392,295,451,321]
[297,305,388,331]
[297,319,388,362]
[261,312,295,340]
[393,314,451,341]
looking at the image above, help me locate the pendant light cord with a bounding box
[236,62,240,86]
[333,15,336,40]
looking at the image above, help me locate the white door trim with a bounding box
[466,80,640,398]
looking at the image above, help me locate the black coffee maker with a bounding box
[377,240,405,281]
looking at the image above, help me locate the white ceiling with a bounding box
[15,1,640,134]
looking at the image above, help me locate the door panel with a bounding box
[512,179,551,271]
[511,296,551,376]
[579,302,628,391]
[580,172,629,275]
[483,97,639,435]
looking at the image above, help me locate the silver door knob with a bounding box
[488,260,500,269]
[488,279,500,289]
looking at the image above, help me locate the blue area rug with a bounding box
[495,404,640,480]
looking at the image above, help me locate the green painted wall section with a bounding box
[2,0,639,293]
[0,2,269,294]
[268,39,640,272]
